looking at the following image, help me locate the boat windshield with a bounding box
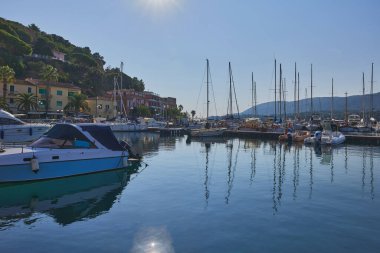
[29,124,96,149]
[30,136,96,149]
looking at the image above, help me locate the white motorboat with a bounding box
[0,109,51,143]
[320,130,346,145]
[106,119,147,132]
[304,130,345,145]
[0,123,138,182]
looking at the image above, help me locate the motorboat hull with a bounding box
[0,152,128,183]
[0,124,50,143]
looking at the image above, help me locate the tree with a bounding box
[16,93,38,115]
[178,104,183,112]
[64,93,89,116]
[40,64,58,115]
[191,110,196,121]
[0,98,9,111]
[0,65,15,100]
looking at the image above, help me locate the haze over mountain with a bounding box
[241,92,380,118]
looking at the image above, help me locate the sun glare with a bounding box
[138,0,181,16]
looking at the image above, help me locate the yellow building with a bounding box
[87,96,115,120]
[1,78,81,118]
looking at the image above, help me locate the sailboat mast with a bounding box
[362,72,365,120]
[297,72,300,119]
[120,62,124,117]
[294,62,297,117]
[254,81,257,117]
[251,72,254,117]
[113,77,117,118]
[310,64,313,114]
[228,62,233,117]
[206,59,210,120]
[283,78,286,120]
[345,92,348,123]
[279,64,282,121]
[370,63,374,119]
[274,59,277,121]
[331,78,334,119]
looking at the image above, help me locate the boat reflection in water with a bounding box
[0,162,142,228]
[114,132,162,158]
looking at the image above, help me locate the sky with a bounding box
[1,0,379,117]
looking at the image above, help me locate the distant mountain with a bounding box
[241,92,380,119]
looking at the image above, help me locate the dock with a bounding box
[345,134,380,145]
[224,130,283,139]
[159,128,185,136]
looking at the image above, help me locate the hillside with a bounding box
[0,17,144,96]
[241,92,380,119]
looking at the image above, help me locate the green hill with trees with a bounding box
[0,17,145,96]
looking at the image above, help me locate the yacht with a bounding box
[0,109,51,143]
[0,123,138,182]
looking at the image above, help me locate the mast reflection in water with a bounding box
[0,133,379,253]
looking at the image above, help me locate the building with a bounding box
[1,79,37,114]
[0,78,81,118]
[87,95,115,120]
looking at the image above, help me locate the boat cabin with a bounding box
[29,123,124,151]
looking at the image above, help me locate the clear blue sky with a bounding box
[1,0,379,117]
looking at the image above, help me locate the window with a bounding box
[28,87,32,93]
[39,100,46,106]
[68,91,75,97]
[39,88,46,94]
[10,85,15,93]
[9,98,14,104]
[105,105,110,110]
[57,90,63,96]
[56,101,62,107]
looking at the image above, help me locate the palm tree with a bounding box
[178,104,183,112]
[16,93,39,115]
[64,93,89,116]
[0,98,9,111]
[0,65,15,100]
[191,110,196,121]
[40,65,59,115]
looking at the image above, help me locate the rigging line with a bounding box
[231,70,240,117]
[195,63,208,118]
[209,66,219,117]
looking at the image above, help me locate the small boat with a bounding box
[320,130,345,145]
[293,130,311,142]
[304,131,322,145]
[304,130,345,145]
[0,109,51,143]
[0,123,138,183]
[190,126,226,138]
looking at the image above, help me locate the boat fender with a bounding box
[29,127,33,136]
[0,130,3,139]
[31,155,39,173]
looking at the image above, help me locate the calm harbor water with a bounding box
[0,132,379,253]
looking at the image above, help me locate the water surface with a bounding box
[0,133,379,253]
